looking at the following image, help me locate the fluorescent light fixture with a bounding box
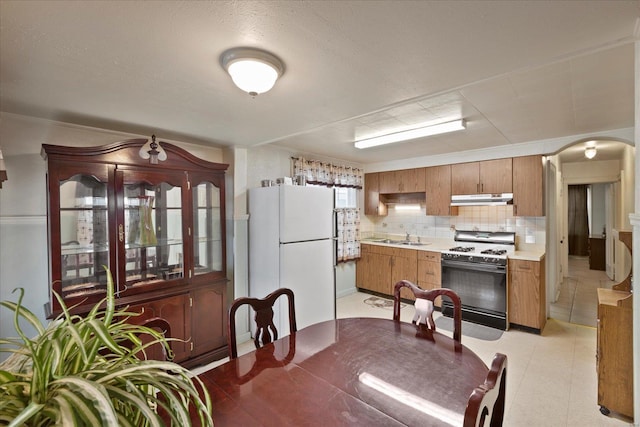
[394,204,421,211]
[355,119,466,149]
[584,146,597,159]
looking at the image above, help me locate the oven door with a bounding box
[440,258,507,329]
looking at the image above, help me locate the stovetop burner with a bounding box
[449,246,475,253]
[481,249,507,255]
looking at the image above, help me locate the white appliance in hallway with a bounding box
[248,185,336,335]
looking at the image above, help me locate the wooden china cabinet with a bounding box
[42,139,229,368]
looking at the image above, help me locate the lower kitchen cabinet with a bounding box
[356,244,392,294]
[508,257,546,332]
[596,288,633,418]
[391,247,418,299]
[356,244,417,297]
[415,251,442,305]
[126,282,227,367]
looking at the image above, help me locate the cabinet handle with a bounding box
[119,224,124,242]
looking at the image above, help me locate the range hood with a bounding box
[450,193,513,206]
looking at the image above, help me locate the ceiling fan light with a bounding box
[221,47,285,96]
[585,147,597,159]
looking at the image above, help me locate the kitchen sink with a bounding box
[372,239,429,246]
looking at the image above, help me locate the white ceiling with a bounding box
[1,1,638,165]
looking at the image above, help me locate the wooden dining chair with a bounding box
[463,352,508,427]
[392,280,463,343]
[227,288,297,359]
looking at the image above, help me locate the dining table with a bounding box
[194,317,490,426]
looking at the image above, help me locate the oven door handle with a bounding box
[441,259,506,273]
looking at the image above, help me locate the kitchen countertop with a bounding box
[360,238,545,262]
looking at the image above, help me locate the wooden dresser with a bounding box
[596,230,633,418]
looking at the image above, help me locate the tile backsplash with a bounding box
[363,205,545,248]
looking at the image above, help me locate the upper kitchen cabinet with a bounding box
[424,165,457,216]
[42,140,230,366]
[512,155,544,217]
[379,168,426,194]
[364,173,388,216]
[451,159,513,195]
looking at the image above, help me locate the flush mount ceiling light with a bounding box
[585,146,597,159]
[220,47,285,96]
[354,119,466,149]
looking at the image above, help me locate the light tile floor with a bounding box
[550,256,617,328]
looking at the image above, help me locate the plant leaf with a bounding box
[52,377,117,425]
[7,401,44,427]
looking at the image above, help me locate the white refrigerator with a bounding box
[248,185,336,336]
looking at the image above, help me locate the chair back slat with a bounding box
[393,280,462,343]
[228,288,297,359]
[463,353,507,427]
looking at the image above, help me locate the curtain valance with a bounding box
[292,157,363,188]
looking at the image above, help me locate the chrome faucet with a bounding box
[405,232,410,242]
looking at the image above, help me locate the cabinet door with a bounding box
[47,162,115,313]
[129,293,190,362]
[508,259,541,328]
[370,252,393,294]
[190,172,226,280]
[191,284,227,357]
[451,162,480,195]
[513,155,543,216]
[391,248,417,299]
[378,171,399,193]
[425,165,453,216]
[364,173,387,216]
[116,169,187,293]
[479,158,512,194]
[355,245,371,289]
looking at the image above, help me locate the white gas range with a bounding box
[440,230,516,330]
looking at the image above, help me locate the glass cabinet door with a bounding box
[120,171,185,289]
[58,174,110,299]
[192,179,223,276]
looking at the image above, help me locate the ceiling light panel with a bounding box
[354,119,466,149]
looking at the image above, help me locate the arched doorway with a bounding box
[546,138,634,326]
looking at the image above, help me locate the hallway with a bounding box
[550,256,617,327]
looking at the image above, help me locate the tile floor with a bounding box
[550,256,617,328]
[193,257,634,426]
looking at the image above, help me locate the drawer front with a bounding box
[417,260,441,285]
[418,251,441,262]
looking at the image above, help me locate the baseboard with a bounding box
[336,286,358,299]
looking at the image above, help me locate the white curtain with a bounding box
[336,208,361,263]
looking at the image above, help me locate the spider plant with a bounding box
[0,269,213,426]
